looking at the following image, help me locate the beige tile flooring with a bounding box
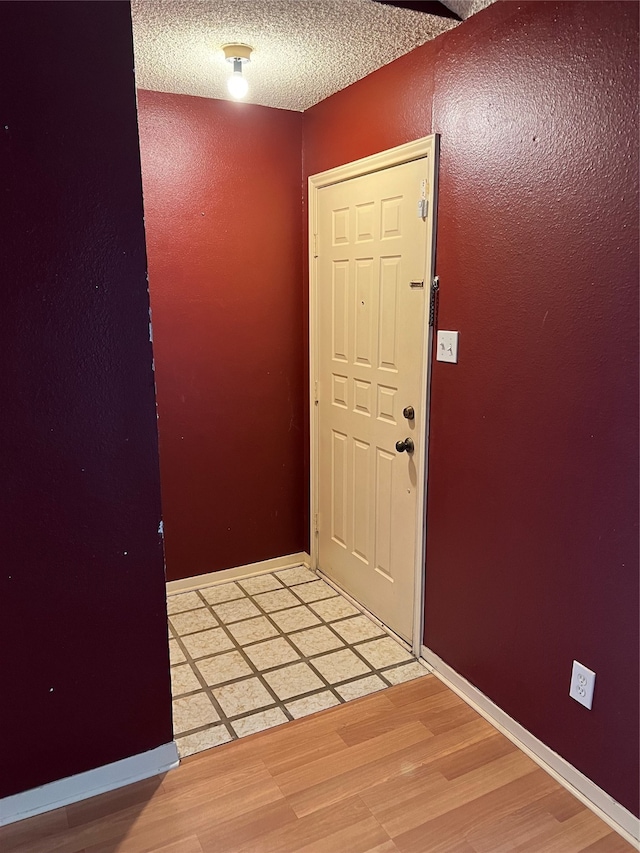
[167,566,429,758]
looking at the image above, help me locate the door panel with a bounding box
[317,156,432,641]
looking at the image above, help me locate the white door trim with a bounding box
[308,136,439,657]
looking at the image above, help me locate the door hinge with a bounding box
[314,379,319,405]
[314,513,319,535]
[417,179,428,219]
[429,276,440,326]
[313,233,318,258]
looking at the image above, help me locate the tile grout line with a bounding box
[168,570,427,753]
[208,579,352,723]
[170,593,237,742]
[195,586,292,736]
[218,578,386,708]
[175,578,321,740]
[255,579,366,705]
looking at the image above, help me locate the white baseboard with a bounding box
[166,552,312,595]
[421,646,640,847]
[0,741,179,827]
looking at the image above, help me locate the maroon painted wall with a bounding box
[137,93,305,582]
[0,2,172,798]
[303,0,639,816]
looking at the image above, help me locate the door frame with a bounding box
[308,135,439,657]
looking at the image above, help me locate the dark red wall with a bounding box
[303,1,639,816]
[0,2,172,798]
[137,93,305,582]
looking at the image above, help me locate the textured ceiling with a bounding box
[131,0,495,112]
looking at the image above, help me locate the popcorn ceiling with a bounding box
[442,0,495,20]
[131,0,495,112]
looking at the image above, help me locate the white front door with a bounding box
[314,146,437,642]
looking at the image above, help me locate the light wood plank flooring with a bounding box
[2,676,634,853]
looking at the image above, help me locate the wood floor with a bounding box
[2,675,634,853]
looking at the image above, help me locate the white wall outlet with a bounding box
[436,330,459,363]
[569,660,596,709]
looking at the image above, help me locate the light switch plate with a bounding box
[436,331,459,363]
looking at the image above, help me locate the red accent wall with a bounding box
[303,0,639,816]
[137,93,305,581]
[0,2,172,798]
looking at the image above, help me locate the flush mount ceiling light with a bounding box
[222,43,252,100]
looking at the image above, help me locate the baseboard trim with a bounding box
[421,646,640,847]
[0,742,179,827]
[166,552,312,594]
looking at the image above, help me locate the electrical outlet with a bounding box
[569,660,596,709]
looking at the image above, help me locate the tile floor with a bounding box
[167,566,429,758]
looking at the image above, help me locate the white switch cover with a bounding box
[436,331,459,363]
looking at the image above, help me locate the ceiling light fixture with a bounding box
[222,44,252,100]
